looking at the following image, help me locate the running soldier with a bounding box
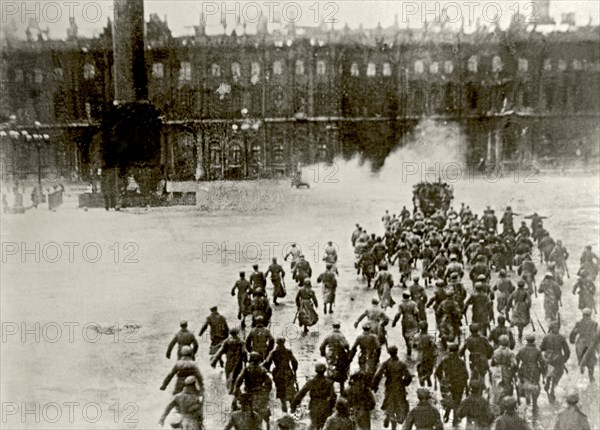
[211,328,246,394]
[232,271,253,327]
[372,345,413,430]
[412,321,438,387]
[250,288,273,327]
[438,293,463,349]
[463,283,493,336]
[579,245,598,281]
[323,398,354,430]
[318,263,338,314]
[493,270,515,318]
[435,343,469,427]
[357,248,377,287]
[540,321,570,403]
[572,272,597,312]
[166,320,199,360]
[515,334,546,417]
[460,323,494,386]
[160,346,204,395]
[233,352,273,430]
[492,397,530,430]
[295,279,319,334]
[263,337,298,413]
[538,272,562,323]
[349,323,381,380]
[491,335,518,405]
[374,262,395,309]
[506,280,532,343]
[569,308,598,383]
[489,316,516,350]
[245,316,274,362]
[293,255,313,286]
[409,276,427,322]
[392,291,421,357]
[549,240,569,283]
[249,264,267,295]
[198,306,229,366]
[291,363,337,430]
[266,258,286,305]
[342,371,376,430]
[391,243,412,285]
[426,279,447,330]
[224,393,262,430]
[285,244,302,279]
[320,322,350,391]
[517,255,538,296]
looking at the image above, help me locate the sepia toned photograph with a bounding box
[0,1,599,429]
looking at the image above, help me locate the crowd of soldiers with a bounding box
[155,200,599,430]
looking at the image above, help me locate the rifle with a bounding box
[513,374,521,405]
[565,263,570,279]
[293,308,300,324]
[536,313,547,335]
[532,276,538,298]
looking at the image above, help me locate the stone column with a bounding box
[112,0,147,103]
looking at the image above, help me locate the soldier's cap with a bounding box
[184,376,196,386]
[419,321,428,330]
[255,315,264,323]
[549,321,560,332]
[276,414,296,429]
[545,272,554,278]
[413,275,421,281]
[388,345,398,355]
[477,274,487,281]
[249,352,262,363]
[253,264,259,269]
[372,298,380,305]
[517,279,526,287]
[499,269,507,276]
[239,271,245,276]
[469,379,483,390]
[501,397,518,411]
[474,282,484,290]
[335,398,349,414]
[272,257,277,262]
[181,346,193,356]
[448,343,459,352]
[498,335,509,346]
[435,279,444,287]
[469,323,480,332]
[402,291,411,298]
[497,315,506,324]
[583,308,593,316]
[230,328,239,335]
[276,337,286,344]
[479,239,485,243]
[315,363,327,373]
[326,263,332,269]
[450,273,459,280]
[303,279,312,287]
[449,254,457,260]
[379,262,388,270]
[526,334,536,343]
[362,322,371,330]
[210,306,218,312]
[332,322,341,328]
[566,392,580,405]
[478,254,486,261]
[180,320,188,327]
[416,388,432,400]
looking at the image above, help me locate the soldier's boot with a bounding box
[427,376,432,387]
[329,304,334,314]
[281,399,288,413]
[443,408,451,423]
[383,416,390,428]
[588,366,595,383]
[324,305,328,315]
[390,419,398,430]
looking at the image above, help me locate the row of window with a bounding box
[10,56,596,85]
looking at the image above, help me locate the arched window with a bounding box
[492,56,503,73]
[83,63,96,80]
[467,56,478,73]
[366,62,376,77]
[295,60,304,75]
[518,59,529,73]
[251,62,260,77]
[317,60,326,75]
[231,62,241,78]
[382,63,392,76]
[350,63,359,76]
[178,62,192,82]
[152,62,164,79]
[14,69,23,82]
[558,59,567,71]
[444,60,454,74]
[572,60,582,70]
[430,62,439,74]
[273,60,283,75]
[543,59,552,71]
[414,60,424,75]
[34,68,43,84]
[210,63,220,77]
[54,68,63,80]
